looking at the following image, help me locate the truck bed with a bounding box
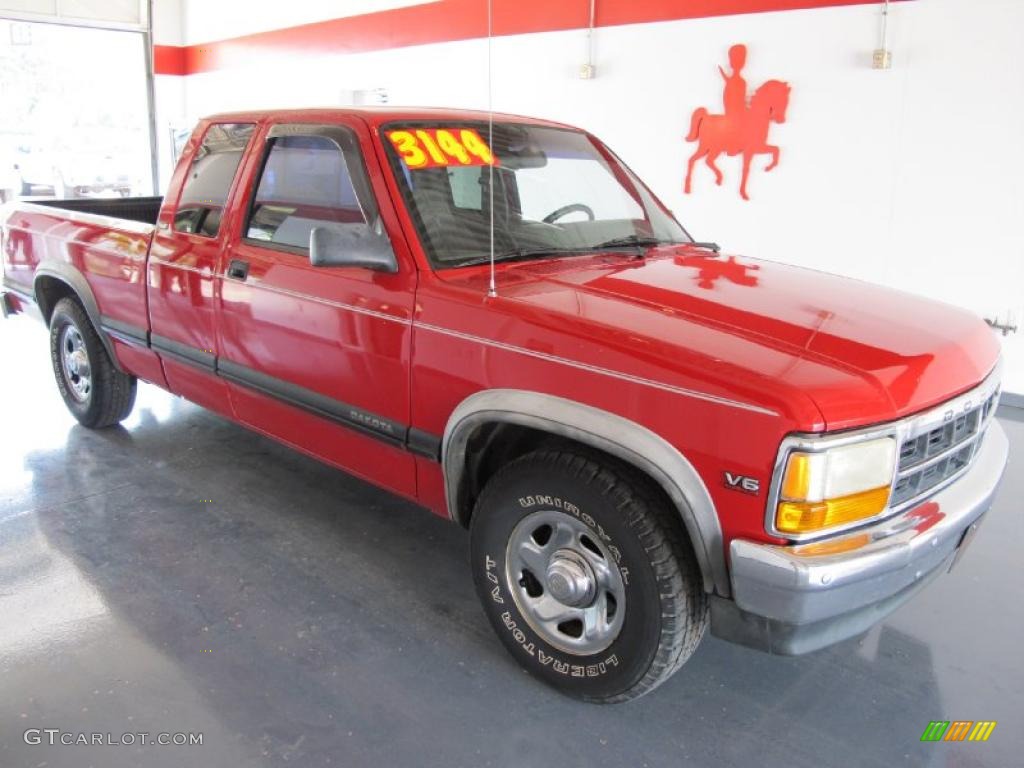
[1,196,159,362]
[28,196,163,226]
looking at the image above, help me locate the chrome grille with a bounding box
[890,388,1000,508]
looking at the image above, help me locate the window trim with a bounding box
[240,123,379,257]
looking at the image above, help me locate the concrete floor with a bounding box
[0,313,1021,768]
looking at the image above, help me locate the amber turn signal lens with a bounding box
[780,453,814,499]
[776,486,890,534]
[791,533,872,557]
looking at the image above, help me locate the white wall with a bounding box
[152,0,182,45]
[151,0,185,188]
[158,0,1024,394]
[178,0,440,45]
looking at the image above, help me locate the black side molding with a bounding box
[151,333,216,372]
[407,427,443,461]
[100,315,149,346]
[142,332,443,461]
[218,358,407,448]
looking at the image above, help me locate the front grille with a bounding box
[889,388,1000,508]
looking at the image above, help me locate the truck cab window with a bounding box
[383,122,687,268]
[173,123,255,237]
[246,133,369,251]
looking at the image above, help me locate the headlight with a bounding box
[774,437,896,536]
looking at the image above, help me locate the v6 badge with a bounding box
[724,472,760,495]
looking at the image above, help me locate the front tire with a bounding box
[470,450,708,702]
[49,297,137,428]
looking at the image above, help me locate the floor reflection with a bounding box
[0,314,1020,768]
[0,506,108,658]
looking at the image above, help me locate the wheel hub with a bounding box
[545,550,596,607]
[505,509,627,655]
[60,324,92,403]
[68,350,89,377]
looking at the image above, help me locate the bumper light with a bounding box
[790,532,872,557]
[777,487,890,534]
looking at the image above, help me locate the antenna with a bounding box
[486,0,497,298]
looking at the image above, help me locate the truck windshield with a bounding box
[381,122,690,269]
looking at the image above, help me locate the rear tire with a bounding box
[470,449,708,702]
[49,297,136,428]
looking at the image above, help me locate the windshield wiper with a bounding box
[452,247,589,269]
[594,236,722,254]
[449,236,719,269]
[686,241,721,253]
[592,235,669,250]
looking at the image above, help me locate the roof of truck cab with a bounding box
[200,107,580,131]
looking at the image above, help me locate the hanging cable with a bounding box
[880,0,890,52]
[873,0,892,69]
[585,0,596,78]
[487,0,497,298]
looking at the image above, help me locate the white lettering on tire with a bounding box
[486,494,628,679]
[498,609,618,677]
[484,555,504,604]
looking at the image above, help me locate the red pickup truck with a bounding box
[1,108,1008,702]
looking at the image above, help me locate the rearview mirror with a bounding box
[309,220,397,272]
[500,145,547,170]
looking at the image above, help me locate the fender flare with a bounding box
[442,389,729,596]
[33,261,124,372]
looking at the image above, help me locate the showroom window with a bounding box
[173,123,256,237]
[245,133,371,251]
[0,17,154,203]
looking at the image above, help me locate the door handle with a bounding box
[227,259,249,280]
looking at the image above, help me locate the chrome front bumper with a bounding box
[711,419,1009,654]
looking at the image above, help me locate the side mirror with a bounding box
[309,220,397,272]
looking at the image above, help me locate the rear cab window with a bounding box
[173,123,256,237]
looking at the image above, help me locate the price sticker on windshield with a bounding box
[386,128,498,170]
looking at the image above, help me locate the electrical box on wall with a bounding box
[579,63,595,79]
[872,48,892,69]
[339,88,389,105]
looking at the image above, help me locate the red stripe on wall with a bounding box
[153,44,187,76]
[153,0,907,76]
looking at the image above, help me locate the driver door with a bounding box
[216,119,418,499]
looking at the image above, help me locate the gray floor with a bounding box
[1,314,1021,768]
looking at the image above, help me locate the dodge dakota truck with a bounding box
[0,108,1008,702]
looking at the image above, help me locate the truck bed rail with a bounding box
[28,196,163,227]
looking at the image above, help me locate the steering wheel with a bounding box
[542,203,595,224]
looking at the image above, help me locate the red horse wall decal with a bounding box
[684,44,791,201]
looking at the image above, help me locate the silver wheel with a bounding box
[505,509,626,655]
[60,324,92,403]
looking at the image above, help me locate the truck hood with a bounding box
[459,248,1000,431]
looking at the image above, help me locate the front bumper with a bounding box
[711,419,1009,654]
